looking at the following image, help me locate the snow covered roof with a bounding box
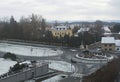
[115,40,120,46]
[77,27,90,33]
[55,26,68,30]
[101,37,115,44]
[56,26,67,28]
[103,33,112,35]
[102,26,111,32]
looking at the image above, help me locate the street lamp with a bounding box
[31,47,33,56]
[36,48,37,56]
[80,31,84,49]
[48,49,49,64]
[71,58,72,72]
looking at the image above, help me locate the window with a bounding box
[32,72,34,77]
[65,32,67,35]
[105,48,107,51]
[68,32,70,35]
[105,44,107,47]
[117,48,119,50]
[109,44,112,47]
[109,48,112,51]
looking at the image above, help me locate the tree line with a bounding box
[0,14,46,40]
[0,14,104,47]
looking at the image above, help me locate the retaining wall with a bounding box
[0,64,48,82]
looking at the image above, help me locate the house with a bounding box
[51,25,73,37]
[101,37,115,51]
[101,37,120,51]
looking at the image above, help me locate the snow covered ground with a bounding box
[0,43,63,57]
[47,60,75,72]
[70,49,77,51]
[0,58,16,75]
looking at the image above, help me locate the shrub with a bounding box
[3,52,17,61]
[10,63,27,72]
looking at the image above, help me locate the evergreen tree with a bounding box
[112,24,120,33]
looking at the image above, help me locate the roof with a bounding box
[102,26,111,32]
[103,33,112,35]
[55,26,68,30]
[77,27,90,33]
[115,40,120,46]
[101,37,115,44]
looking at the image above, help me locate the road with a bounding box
[0,40,110,82]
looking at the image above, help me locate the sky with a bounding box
[0,0,119,21]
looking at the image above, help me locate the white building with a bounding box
[115,40,120,51]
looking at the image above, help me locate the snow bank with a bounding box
[0,58,16,75]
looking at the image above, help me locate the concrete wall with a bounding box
[0,64,48,82]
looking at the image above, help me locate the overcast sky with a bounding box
[0,0,119,21]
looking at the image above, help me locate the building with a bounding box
[101,37,115,51]
[0,63,49,82]
[115,40,120,51]
[101,37,120,51]
[51,25,73,37]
